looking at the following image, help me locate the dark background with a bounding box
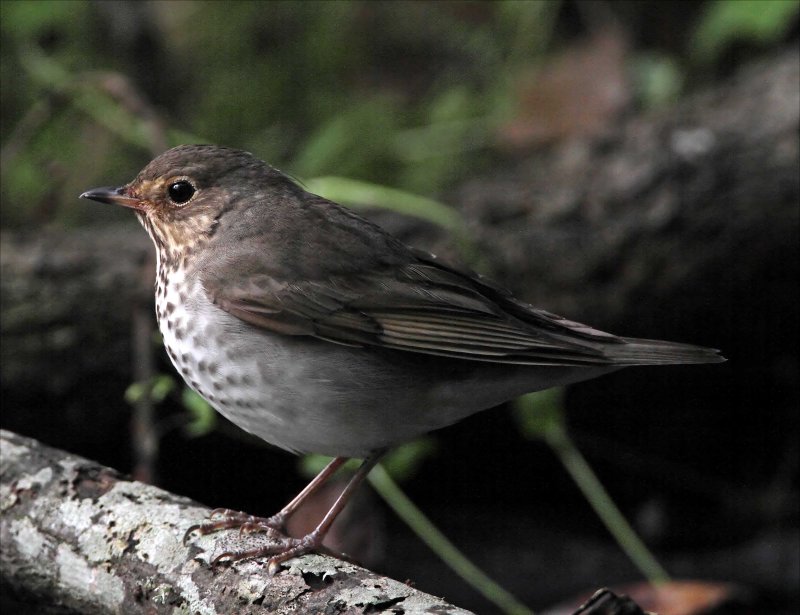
[1,1,798,613]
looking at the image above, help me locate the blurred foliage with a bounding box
[124,374,217,438]
[2,0,796,229]
[1,0,525,226]
[304,176,464,232]
[631,52,684,109]
[124,373,175,406]
[514,391,671,585]
[300,437,437,483]
[367,463,534,615]
[2,0,796,513]
[181,387,217,437]
[2,3,795,606]
[691,0,800,66]
[512,387,565,440]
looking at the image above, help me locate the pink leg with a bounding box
[184,452,385,574]
[184,456,348,541]
[268,456,348,528]
[264,452,382,574]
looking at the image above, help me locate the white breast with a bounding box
[154,266,292,441]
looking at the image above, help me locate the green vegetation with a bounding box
[4,1,794,228]
[3,2,795,611]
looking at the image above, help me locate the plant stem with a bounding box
[368,464,534,615]
[544,423,671,584]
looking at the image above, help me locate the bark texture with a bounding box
[0,429,473,615]
[452,47,799,323]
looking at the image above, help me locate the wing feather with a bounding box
[200,192,722,366]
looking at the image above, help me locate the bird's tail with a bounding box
[604,337,726,365]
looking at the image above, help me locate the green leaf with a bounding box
[303,175,465,233]
[1,0,89,43]
[181,388,217,437]
[124,382,146,405]
[298,453,358,477]
[150,375,176,403]
[512,388,566,440]
[291,98,401,179]
[632,53,685,109]
[124,375,175,405]
[692,0,800,66]
[380,438,437,482]
[299,437,436,482]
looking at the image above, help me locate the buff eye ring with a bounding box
[167,180,196,204]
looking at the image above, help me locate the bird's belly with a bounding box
[157,273,303,451]
[157,273,614,458]
[158,297,443,457]
[159,297,433,456]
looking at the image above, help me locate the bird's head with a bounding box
[81,144,284,264]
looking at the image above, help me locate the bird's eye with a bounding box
[167,180,195,204]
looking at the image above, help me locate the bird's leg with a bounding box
[210,451,385,574]
[264,456,349,530]
[184,456,348,541]
[263,451,383,574]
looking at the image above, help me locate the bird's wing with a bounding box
[202,244,620,367]
[201,192,723,367]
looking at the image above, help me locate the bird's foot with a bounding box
[184,508,319,575]
[213,530,325,576]
[184,507,286,542]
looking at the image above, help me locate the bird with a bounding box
[81,144,724,574]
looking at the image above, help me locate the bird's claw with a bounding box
[183,523,202,544]
[185,508,310,573]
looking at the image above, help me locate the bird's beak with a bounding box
[80,185,144,211]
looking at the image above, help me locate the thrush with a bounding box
[81,144,723,574]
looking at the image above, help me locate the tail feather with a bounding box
[605,337,726,365]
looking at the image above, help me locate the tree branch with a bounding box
[0,429,474,614]
[452,47,799,324]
